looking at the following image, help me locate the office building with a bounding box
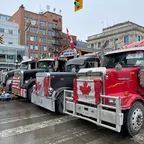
[0,20,19,45]
[87,21,144,50]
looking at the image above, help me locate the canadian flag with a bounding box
[66,28,75,49]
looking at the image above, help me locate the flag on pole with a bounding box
[66,28,75,49]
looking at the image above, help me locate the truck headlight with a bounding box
[25,80,29,84]
[108,98,116,104]
[48,87,53,96]
[6,79,12,85]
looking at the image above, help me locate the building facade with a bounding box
[0,13,10,21]
[0,20,19,45]
[0,44,25,70]
[87,21,144,50]
[9,5,76,58]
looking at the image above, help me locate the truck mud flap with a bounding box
[63,90,124,132]
[31,93,55,112]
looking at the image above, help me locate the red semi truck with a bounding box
[63,47,144,136]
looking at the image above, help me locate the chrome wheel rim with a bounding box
[131,108,143,131]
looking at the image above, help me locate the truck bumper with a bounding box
[63,90,124,133]
[31,93,55,112]
[12,87,27,98]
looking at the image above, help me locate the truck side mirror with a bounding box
[115,63,122,72]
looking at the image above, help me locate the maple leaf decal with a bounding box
[36,81,42,91]
[80,82,91,95]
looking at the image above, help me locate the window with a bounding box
[48,22,54,28]
[0,28,4,33]
[0,15,8,21]
[98,42,101,48]
[8,30,13,34]
[103,51,144,68]
[40,53,47,59]
[40,45,47,51]
[30,36,38,42]
[0,54,5,62]
[30,44,38,50]
[85,61,98,68]
[39,28,46,35]
[30,18,38,25]
[124,36,129,44]
[26,35,29,40]
[30,27,38,33]
[38,60,55,69]
[39,37,46,43]
[137,36,141,41]
[63,38,68,42]
[48,46,54,52]
[7,55,15,61]
[40,20,46,27]
[48,30,54,36]
[30,52,38,58]
[91,44,94,48]
[24,16,29,22]
[48,38,55,44]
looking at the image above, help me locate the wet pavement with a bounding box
[0,99,143,144]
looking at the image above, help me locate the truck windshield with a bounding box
[38,61,54,69]
[19,62,29,70]
[103,50,144,68]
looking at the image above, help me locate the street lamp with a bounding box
[25,19,36,58]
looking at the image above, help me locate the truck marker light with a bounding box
[130,72,135,75]
[124,91,129,96]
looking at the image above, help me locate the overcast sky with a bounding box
[1,0,144,41]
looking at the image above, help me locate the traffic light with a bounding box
[74,0,83,12]
[0,35,4,44]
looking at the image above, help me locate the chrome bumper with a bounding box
[63,90,124,132]
[31,93,55,112]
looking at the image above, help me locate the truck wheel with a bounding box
[56,92,64,114]
[27,86,33,101]
[123,101,144,136]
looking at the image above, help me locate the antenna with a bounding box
[53,8,56,13]
[59,10,62,14]
[46,5,50,11]
[39,5,43,12]
[39,5,45,14]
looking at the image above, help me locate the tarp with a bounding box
[123,40,144,48]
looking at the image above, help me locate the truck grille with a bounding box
[73,75,103,105]
[12,77,21,90]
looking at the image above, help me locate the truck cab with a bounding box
[63,47,144,137]
[31,54,101,114]
[65,54,100,73]
[12,58,56,100]
[0,59,38,91]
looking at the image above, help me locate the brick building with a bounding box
[9,5,76,58]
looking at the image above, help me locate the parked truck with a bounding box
[12,58,59,100]
[63,47,144,136]
[0,59,39,91]
[31,53,101,114]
